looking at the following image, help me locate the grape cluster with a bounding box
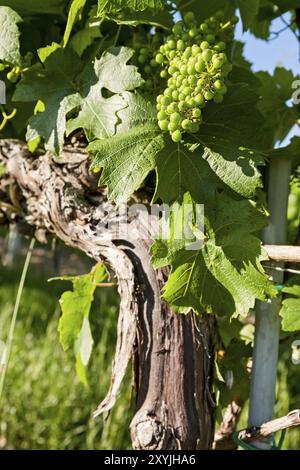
[155,11,238,142]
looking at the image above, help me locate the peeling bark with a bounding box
[0,139,216,450]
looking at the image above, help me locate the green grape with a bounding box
[144,65,151,74]
[177,39,185,51]
[140,47,148,55]
[170,112,181,124]
[214,79,224,90]
[161,96,171,106]
[189,121,200,133]
[218,83,227,95]
[200,41,210,51]
[200,23,209,32]
[158,110,167,120]
[168,121,178,132]
[171,129,182,142]
[195,94,205,106]
[188,75,197,86]
[155,53,164,64]
[158,120,169,131]
[195,60,205,73]
[184,11,195,25]
[192,108,202,118]
[173,22,183,35]
[192,45,201,56]
[213,93,224,103]
[182,119,191,130]
[150,59,158,67]
[160,69,168,78]
[231,15,239,25]
[167,39,176,50]
[189,27,198,38]
[205,34,215,44]
[172,90,179,100]
[204,90,214,100]
[183,46,192,59]
[202,49,213,61]
[169,50,176,59]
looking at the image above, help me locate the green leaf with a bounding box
[67,46,144,141]
[26,93,82,155]
[88,92,165,204]
[152,195,275,317]
[99,6,172,28]
[0,6,22,65]
[235,0,260,31]
[97,0,163,15]
[89,124,164,203]
[280,283,300,332]
[0,0,65,16]
[13,47,83,155]
[50,264,107,384]
[64,0,87,47]
[255,68,300,145]
[154,140,217,204]
[176,0,235,23]
[14,46,141,154]
[70,23,102,56]
[0,163,7,178]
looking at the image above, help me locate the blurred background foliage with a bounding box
[0,240,132,450]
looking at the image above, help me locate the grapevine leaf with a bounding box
[235,0,260,31]
[280,283,300,332]
[0,6,22,65]
[154,141,217,204]
[50,264,107,384]
[89,123,164,204]
[97,0,163,15]
[70,23,102,56]
[0,0,65,16]
[152,195,276,317]
[88,92,165,204]
[13,47,82,155]
[63,0,87,47]
[67,47,144,141]
[26,93,82,155]
[255,68,300,144]
[175,0,235,22]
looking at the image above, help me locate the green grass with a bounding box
[0,260,132,450]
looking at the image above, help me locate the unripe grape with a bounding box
[172,90,179,100]
[171,129,182,142]
[167,39,176,50]
[168,121,178,132]
[170,112,181,124]
[205,34,215,44]
[177,39,185,51]
[202,49,213,61]
[173,22,183,35]
[213,94,224,103]
[138,55,147,64]
[189,27,198,38]
[184,11,195,25]
[215,10,224,20]
[192,45,201,56]
[204,90,214,100]
[200,41,210,51]
[160,70,168,78]
[155,53,164,64]
[158,120,169,131]
[189,121,200,133]
[158,110,167,120]
[182,119,191,130]
[150,59,158,67]
[231,15,239,25]
[140,47,148,55]
[200,23,209,32]
[214,79,224,90]
[195,94,205,106]
[195,60,205,72]
[144,65,151,73]
[192,108,202,118]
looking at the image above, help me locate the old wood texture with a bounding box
[0,139,216,450]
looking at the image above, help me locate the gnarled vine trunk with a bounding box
[0,139,216,450]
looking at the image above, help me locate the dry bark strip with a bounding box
[238,409,300,443]
[0,139,216,450]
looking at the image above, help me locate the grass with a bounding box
[0,255,133,450]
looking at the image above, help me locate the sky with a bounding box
[235,13,300,146]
